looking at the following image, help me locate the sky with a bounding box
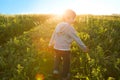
[0,0,120,15]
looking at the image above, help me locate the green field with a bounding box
[0,14,120,80]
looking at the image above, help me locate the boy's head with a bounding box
[63,9,76,23]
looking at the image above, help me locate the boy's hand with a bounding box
[48,44,53,48]
[83,47,89,53]
[48,44,54,52]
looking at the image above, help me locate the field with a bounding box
[0,14,120,80]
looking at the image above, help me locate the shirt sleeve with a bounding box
[67,26,87,51]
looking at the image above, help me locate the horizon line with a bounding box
[0,12,120,16]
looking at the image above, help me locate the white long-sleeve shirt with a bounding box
[49,22,87,51]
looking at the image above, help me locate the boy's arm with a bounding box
[67,27,88,52]
[49,31,55,47]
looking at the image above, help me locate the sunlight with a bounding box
[35,73,44,80]
[51,8,65,15]
[70,0,114,15]
[3,0,119,15]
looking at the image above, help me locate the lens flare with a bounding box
[35,73,44,80]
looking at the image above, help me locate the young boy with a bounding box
[49,9,88,80]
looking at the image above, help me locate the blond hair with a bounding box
[63,9,76,20]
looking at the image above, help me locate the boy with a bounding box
[49,9,88,80]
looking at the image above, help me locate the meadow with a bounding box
[0,14,120,80]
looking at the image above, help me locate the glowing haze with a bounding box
[0,0,120,15]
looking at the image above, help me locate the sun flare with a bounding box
[35,73,44,80]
